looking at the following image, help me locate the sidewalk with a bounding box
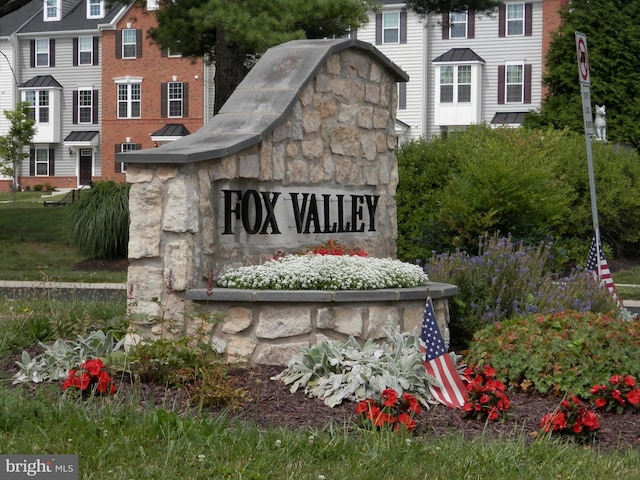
[0,280,126,302]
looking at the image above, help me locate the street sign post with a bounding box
[575,32,602,267]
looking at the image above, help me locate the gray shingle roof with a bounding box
[0,0,41,36]
[17,0,123,33]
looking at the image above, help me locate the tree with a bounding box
[0,101,35,198]
[405,0,501,16]
[524,0,640,148]
[143,0,375,114]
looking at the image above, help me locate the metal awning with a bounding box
[64,131,100,146]
[150,124,191,142]
[491,112,527,125]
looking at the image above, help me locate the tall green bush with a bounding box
[67,181,130,260]
[396,125,640,264]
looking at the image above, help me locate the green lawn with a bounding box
[0,194,126,283]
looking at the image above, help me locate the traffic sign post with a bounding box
[575,32,602,266]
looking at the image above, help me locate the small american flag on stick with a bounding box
[420,297,467,409]
[586,236,620,304]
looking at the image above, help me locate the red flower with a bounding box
[82,358,105,377]
[624,375,636,388]
[627,388,640,406]
[594,397,607,408]
[397,412,416,432]
[381,388,398,407]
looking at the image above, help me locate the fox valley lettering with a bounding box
[222,189,379,235]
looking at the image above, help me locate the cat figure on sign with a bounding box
[594,105,607,142]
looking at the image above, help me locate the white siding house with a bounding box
[358,0,548,142]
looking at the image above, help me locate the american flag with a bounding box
[420,297,467,409]
[586,236,620,302]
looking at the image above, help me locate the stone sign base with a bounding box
[129,282,457,366]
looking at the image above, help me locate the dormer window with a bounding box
[87,0,104,19]
[44,0,61,21]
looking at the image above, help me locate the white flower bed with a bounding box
[217,254,428,290]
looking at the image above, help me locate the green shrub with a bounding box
[396,125,640,263]
[426,235,620,347]
[33,184,43,191]
[67,180,130,260]
[466,310,640,397]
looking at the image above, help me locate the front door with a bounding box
[79,149,92,186]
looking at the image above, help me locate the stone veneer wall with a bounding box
[123,39,457,365]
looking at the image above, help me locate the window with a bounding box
[439,65,471,103]
[440,66,453,103]
[450,12,467,38]
[35,148,50,176]
[168,82,182,117]
[382,12,399,44]
[24,90,49,123]
[122,29,138,58]
[506,64,523,102]
[118,83,141,118]
[45,0,60,20]
[117,142,141,173]
[375,11,407,45]
[35,38,50,67]
[457,65,471,102]
[398,82,406,110]
[507,3,524,36]
[87,0,104,18]
[78,37,93,65]
[78,90,93,123]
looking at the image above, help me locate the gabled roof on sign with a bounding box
[118,38,409,165]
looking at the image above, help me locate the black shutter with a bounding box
[468,10,475,39]
[442,13,449,40]
[72,91,78,124]
[136,29,142,58]
[525,3,533,36]
[524,64,532,103]
[134,144,141,150]
[49,39,55,67]
[182,82,188,117]
[115,31,122,59]
[498,65,505,104]
[375,13,382,45]
[161,83,167,118]
[92,90,99,124]
[48,148,55,176]
[93,36,99,65]
[398,82,406,110]
[115,144,122,173]
[400,11,407,44]
[161,48,168,57]
[72,37,78,66]
[30,39,35,67]
[29,148,35,176]
[498,4,506,37]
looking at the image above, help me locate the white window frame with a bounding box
[78,89,93,124]
[78,36,93,65]
[506,3,525,36]
[168,81,183,118]
[116,79,142,119]
[87,0,104,18]
[44,0,60,21]
[438,65,472,104]
[167,49,182,58]
[505,63,524,103]
[122,29,137,59]
[382,11,400,44]
[450,12,468,39]
[119,143,139,172]
[35,148,50,176]
[24,90,50,123]
[35,38,50,67]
